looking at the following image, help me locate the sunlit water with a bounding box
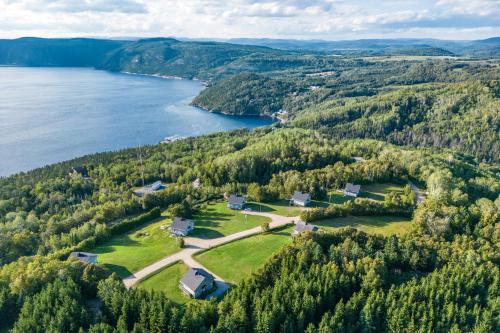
[0,67,272,176]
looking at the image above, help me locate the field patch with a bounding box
[91,218,178,277]
[195,226,293,284]
[137,262,190,304]
[191,202,270,239]
[316,215,412,236]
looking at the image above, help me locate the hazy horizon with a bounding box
[1,0,499,40]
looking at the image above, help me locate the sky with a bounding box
[0,0,499,40]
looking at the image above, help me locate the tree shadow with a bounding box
[247,203,277,213]
[92,236,141,254]
[190,228,225,239]
[103,263,133,278]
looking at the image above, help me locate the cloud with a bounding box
[0,0,498,39]
[4,0,147,14]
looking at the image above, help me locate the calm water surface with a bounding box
[0,67,272,176]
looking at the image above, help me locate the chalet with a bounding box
[69,166,89,178]
[343,183,361,197]
[133,181,165,197]
[227,194,246,210]
[179,268,215,299]
[69,252,97,264]
[292,221,319,236]
[192,178,201,189]
[169,217,195,237]
[291,191,312,207]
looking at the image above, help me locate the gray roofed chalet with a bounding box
[69,251,97,264]
[227,194,246,210]
[291,191,312,206]
[292,221,319,236]
[179,268,215,299]
[343,183,361,197]
[169,217,194,237]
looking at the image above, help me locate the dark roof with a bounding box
[70,251,96,258]
[345,183,361,194]
[292,191,311,202]
[180,268,214,292]
[295,221,319,233]
[71,166,88,176]
[228,194,246,205]
[171,217,194,231]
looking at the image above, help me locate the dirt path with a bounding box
[122,211,297,291]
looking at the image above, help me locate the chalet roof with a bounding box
[294,221,319,233]
[69,252,97,263]
[344,183,361,194]
[71,166,88,177]
[180,268,214,292]
[292,191,311,202]
[171,217,194,231]
[228,194,246,205]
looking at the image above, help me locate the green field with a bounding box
[91,218,179,277]
[360,183,405,201]
[191,202,271,239]
[246,200,303,217]
[195,227,293,284]
[137,261,190,304]
[316,215,412,236]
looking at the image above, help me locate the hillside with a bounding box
[191,73,297,116]
[292,80,500,162]
[0,37,126,67]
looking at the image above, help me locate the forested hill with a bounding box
[1,37,499,161]
[292,80,500,162]
[0,37,126,67]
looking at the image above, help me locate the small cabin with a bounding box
[169,217,195,237]
[179,268,215,299]
[69,252,97,264]
[291,191,312,207]
[343,183,361,198]
[292,221,319,236]
[227,194,246,210]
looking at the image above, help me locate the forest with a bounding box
[0,37,499,332]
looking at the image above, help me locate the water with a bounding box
[0,67,272,177]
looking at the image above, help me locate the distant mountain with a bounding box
[98,38,280,80]
[228,37,500,57]
[0,37,126,67]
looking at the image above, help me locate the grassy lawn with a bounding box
[316,215,412,236]
[195,226,293,284]
[246,200,303,217]
[91,218,179,277]
[360,183,405,201]
[312,191,354,207]
[191,202,270,239]
[137,262,190,304]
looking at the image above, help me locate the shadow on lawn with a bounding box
[103,263,133,278]
[190,227,225,239]
[92,236,141,254]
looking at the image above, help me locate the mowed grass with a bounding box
[195,226,293,284]
[91,218,179,277]
[137,261,190,304]
[360,183,405,201]
[316,215,412,236]
[246,200,303,217]
[191,202,271,239]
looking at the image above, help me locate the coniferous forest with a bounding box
[0,37,498,332]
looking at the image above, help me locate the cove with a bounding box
[0,67,272,177]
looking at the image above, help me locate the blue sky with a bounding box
[0,0,498,40]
